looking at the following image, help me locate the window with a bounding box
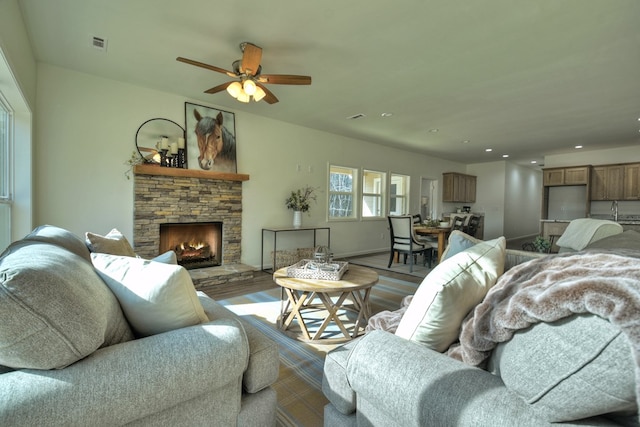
[328,165,358,219]
[0,94,11,249]
[362,169,386,218]
[389,174,410,215]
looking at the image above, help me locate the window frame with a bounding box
[389,173,410,216]
[361,169,386,219]
[327,164,359,221]
[0,91,13,250]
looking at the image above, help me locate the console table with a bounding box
[261,226,331,272]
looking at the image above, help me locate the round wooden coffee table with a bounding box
[273,264,379,343]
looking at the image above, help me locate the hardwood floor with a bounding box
[205,258,422,300]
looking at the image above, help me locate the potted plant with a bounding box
[533,235,551,253]
[285,186,317,228]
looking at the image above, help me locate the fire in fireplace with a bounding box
[159,222,223,270]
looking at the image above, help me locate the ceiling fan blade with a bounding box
[204,81,233,94]
[256,82,279,104]
[176,57,237,77]
[241,43,262,76]
[259,74,312,85]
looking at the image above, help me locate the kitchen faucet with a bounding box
[611,200,618,222]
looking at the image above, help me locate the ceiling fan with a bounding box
[176,42,311,104]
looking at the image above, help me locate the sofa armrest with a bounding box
[0,319,248,426]
[332,330,543,427]
[198,292,280,393]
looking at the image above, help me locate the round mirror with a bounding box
[135,118,185,165]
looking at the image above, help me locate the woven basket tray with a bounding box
[286,260,349,281]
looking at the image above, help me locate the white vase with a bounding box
[293,211,302,229]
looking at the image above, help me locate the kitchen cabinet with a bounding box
[591,165,624,201]
[442,172,476,203]
[542,166,589,186]
[623,163,640,200]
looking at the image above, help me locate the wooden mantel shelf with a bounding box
[133,164,250,181]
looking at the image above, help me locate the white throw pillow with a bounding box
[395,237,506,352]
[91,253,209,337]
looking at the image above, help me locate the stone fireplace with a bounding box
[133,165,252,293]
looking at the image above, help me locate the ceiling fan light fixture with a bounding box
[227,81,242,98]
[253,86,266,102]
[237,91,250,103]
[243,79,257,96]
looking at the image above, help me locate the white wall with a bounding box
[544,146,640,168]
[0,0,36,241]
[466,162,506,239]
[465,161,541,240]
[504,162,542,238]
[34,64,465,267]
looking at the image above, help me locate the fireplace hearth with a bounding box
[159,222,223,270]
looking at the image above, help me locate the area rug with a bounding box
[345,252,433,278]
[218,274,419,427]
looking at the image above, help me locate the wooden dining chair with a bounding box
[465,214,481,237]
[450,215,466,232]
[387,215,430,272]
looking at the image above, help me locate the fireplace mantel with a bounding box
[133,164,250,181]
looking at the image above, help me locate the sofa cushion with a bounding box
[23,224,92,262]
[152,250,178,264]
[555,218,623,252]
[0,240,134,369]
[91,253,209,337]
[395,237,506,352]
[85,228,136,257]
[585,229,640,251]
[440,230,482,261]
[489,313,636,422]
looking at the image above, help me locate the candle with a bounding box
[178,137,185,149]
[170,141,178,154]
[161,137,169,150]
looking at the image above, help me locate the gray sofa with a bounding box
[0,225,279,426]
[323,231,640,426]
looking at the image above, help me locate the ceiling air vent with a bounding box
[346,113,366,120]
[90,35,108,52]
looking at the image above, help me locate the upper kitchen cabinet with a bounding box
[543,166,589,186]
[623,163,640,200]
[443,172,476,203]
[591,165,624,201]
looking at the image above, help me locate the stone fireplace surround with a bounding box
[133,165,254,294]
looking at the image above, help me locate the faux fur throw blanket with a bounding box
[448,249,640,415]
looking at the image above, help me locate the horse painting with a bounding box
[192,109,237,171]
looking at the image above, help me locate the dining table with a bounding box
[413,226,451,263]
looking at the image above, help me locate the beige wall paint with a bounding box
[34,64,465,267]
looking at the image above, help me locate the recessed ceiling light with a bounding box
[462,140,470,144]
[429,128,439,133]
[531,160,537,164]
[502,154,509,158]
[380,112,393,117]
[575,145,583,149]
[485,148,493,152]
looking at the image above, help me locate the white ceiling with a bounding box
[17,0,640,166]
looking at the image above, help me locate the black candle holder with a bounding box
[159,149,169,167]
[178,148,186,168]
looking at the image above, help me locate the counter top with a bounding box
[541,218,640,225]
